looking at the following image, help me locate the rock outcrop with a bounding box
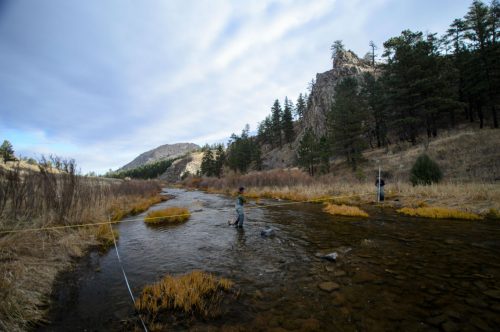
[303,50,374,137]
[119,143,199,171]
[159,151,204,182]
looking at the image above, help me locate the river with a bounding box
[39,188,500,331]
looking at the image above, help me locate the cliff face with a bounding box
[303,50,374,137]
[119,142,200,171]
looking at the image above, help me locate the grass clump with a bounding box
[145,207,190,224]
[135,270,235,325]
[323,203,369,217]
[94,224,119,250]
[397,206,482,220]
[485,208,500,220]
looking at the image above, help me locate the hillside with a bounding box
[119,142,199,171]
[330,127,500,183]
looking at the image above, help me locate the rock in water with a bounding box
[261,227,276,238]
[322,252,338,262]
[318,281,340,292]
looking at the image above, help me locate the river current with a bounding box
[39,188,500,331]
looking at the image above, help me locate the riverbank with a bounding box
[182,171,500,219]
[0,167,166,331]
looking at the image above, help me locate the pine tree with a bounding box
[282,97,295,144]
[369,40,377,66]
[271,99,283,147]
[0,140,15,162]
[464,0,498,128]
[214,144,225,178]
[331,40,345,60]
[318,136,331,174]
[327,77,366,170]
[295,93,306,120]
[297,128,319,176]
[361,72,388,148]
[201,149,215,177]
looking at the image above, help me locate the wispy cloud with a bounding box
[0,0,472,173]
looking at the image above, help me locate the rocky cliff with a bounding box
[119,142,200,171]
[303,49,374,137]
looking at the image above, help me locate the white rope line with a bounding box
[109,222,148,332]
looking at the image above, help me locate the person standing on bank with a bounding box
[234,187,246,228]
[375,177,385,202]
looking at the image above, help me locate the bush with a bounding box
[410,154,443,185]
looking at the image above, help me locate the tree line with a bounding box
[298,0,499,174]
[198,0,499,178]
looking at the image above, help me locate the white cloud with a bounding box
[1,0,472,173]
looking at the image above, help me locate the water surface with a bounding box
[41,188,500,331]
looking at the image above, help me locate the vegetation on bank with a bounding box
[144,207,190,224]
[135,270,235,329]
[182,168,500,216]
[107,157,177,179]
[0,159,165,331]
[397,207,483,220]
[323,203,369,218]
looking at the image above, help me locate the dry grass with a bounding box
[323,203,369,217]
[94,224,119,250]
[144,207,190,224]
[0,162,165,331]
[135,270,234,327]
[397,207,483,220]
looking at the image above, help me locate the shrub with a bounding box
[410,154,443,185]
[144,207,190,224]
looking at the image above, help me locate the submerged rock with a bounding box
[261,227,276,238]
[318,281,340,292]
[322,252,338,262]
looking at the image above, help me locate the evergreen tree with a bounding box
[327,77,366,170]
[410,154,443,185]
[282,97,295,143]
[0,140,15,162]
[271,99,283,147]
[297,128,319,176]
[464,0,498,128]
[214,144,226,178]
[257,115,273,145]
[295,93,306,120]
[369,40,377,66]
[226,125,260,173]
[201,149,215,177]
[361,72,388,148]
[318,136,331,174]
[331,40,345,60]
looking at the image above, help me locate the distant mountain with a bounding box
[118,143,200,171]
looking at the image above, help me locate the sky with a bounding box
[0,0,473,174]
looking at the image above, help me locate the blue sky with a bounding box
[0,0,473,173]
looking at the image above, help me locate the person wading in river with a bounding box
[232,187,246,228]
[375,177,385,202]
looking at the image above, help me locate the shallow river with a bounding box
[40,188,500,331]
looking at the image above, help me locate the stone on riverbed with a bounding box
[318,281,340,292]
[321,252,338,262]
[261,227,276,238]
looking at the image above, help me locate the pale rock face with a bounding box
[119,143,200,171]
[303,50,374,138]
[182,152,204,178]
